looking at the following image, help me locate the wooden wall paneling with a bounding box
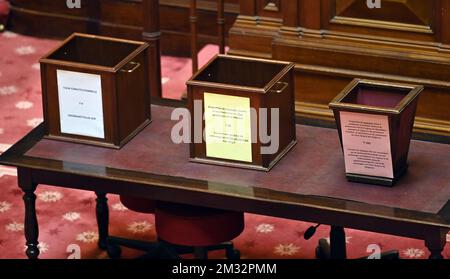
[278,0,322,38]
[257,0,283,19]
[87,0,101,34]
[228,0,282,58]
[269,0,450,138]
[322,0,438,42]
[7,0,239,57]
[333,0,434,25]
[7,0,450,137]
[438,0,450,46]
[97,0,143,40]
[239,0,256,15]
[277,0,300,38]
[301,0,321,30]
[281,0,299,28]
[8,0,91,37]
[158,2,237,56]
[271,51,450,137]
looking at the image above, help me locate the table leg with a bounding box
[425,230,446,259]
[18,168,39,259]
[330,226,347,259]
[95,192,109,250]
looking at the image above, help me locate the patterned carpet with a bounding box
[0,31,449,259]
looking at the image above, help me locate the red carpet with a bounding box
[0,31,448,259]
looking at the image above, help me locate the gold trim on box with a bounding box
[329,79,424,115]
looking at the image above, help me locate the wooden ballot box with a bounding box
[186,55,296,171]
[40,33,151,149]
[329,79,423,186]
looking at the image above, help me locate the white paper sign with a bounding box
[57,70,105,139]
[340,111,393,179]
[204,93,252,163]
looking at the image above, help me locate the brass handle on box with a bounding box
[120,61,141,73]
[271,82,288,94]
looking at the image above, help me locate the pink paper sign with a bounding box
[340,111,394,179]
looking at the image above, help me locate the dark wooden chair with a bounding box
[106,196,243,259]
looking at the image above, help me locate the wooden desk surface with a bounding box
[1,104,449,259]
[18,105,450,215]
[26,106,450,213]
[1,105,449,233]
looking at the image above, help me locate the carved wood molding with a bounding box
[334,0,433,25]
[229,0,450,138]
[263,0,281,12]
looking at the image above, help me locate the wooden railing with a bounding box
[141,0,227,98]
[190,0,226,73]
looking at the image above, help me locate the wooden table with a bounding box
[1,105,449,259]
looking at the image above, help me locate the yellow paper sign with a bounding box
[204,93,252,162]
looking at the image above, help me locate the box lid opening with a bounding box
[329,80,423,114]
[342,85,410,109]
[47,35,142,68]
[192,56,287,89]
